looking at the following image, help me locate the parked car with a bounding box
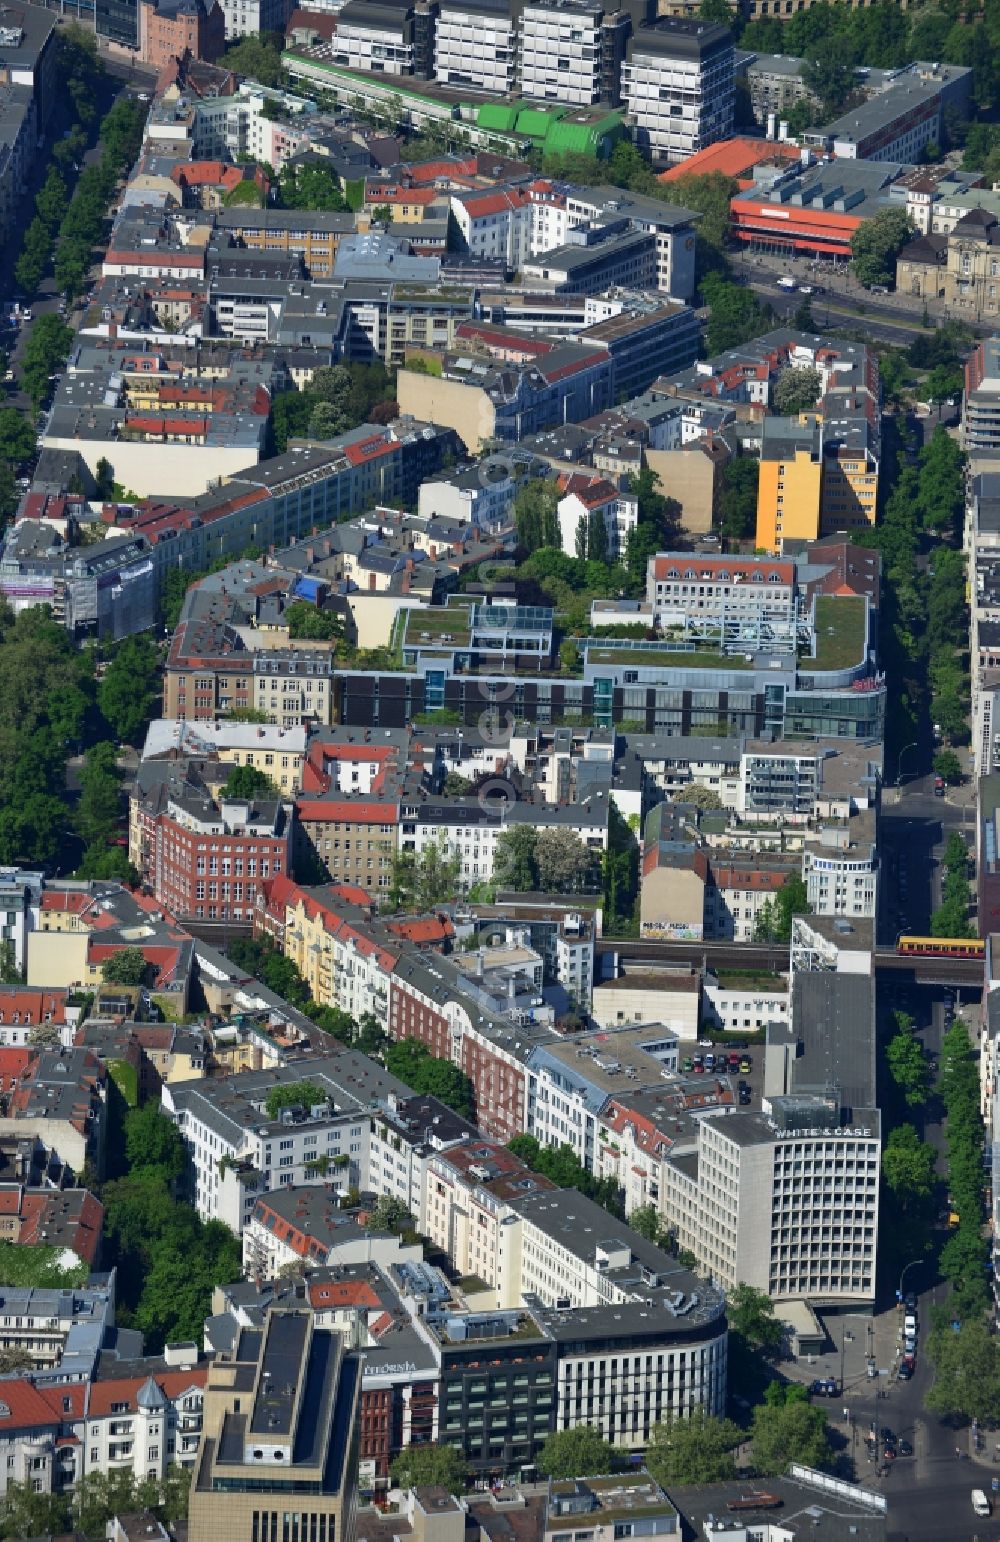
[740,1055,752,1073]
[897,1361,913,1380]
[682,1058,693,1072]
[704,1053,716,1071]
[728,1052,742,1071]
[899,1440,913,1456]
[904,1313,917,1335]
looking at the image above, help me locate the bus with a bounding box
[896,935,985,960]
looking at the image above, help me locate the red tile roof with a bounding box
[386,915,455,944]
[651,556,794,583]
[658,137,802,187]
[0,988,68,1025]
[87,1369,208,1418]
[307,1280,381,1309]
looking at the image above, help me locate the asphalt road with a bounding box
[879,773,977,947]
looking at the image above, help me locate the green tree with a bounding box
[99,634,159,743]
[20,313,73,405]
[265,1081,327,1120]
[389,836,462,911]
[493,825,539,891]
[0,1482,70,1539]
[367,1195,411,1232]
[385,1039,476,1120]
[727,1283,783,1355]
[101,947,148,986]
[664,173,736,280]
[881,1123,936,1206]
[559,638,581,673]
[698,0,733,20]
[933,749,962,785]
[925,1320,1000,1423]
[221,764,279,800]
[801,32,857,113]
[751,1392,831,1474]
[701,274,774,354]
[284,599,345,641]
[850,207,912,289]
[885,1012,931,1109]
[221,34,286,86]
[507,1135,622,1214]
[628,1203,666,1243]
[279,163,348,212]
[717,455,759,543]
[515,476,561,552]
[645,1409,742,1486]
[603,801,639,934]
[773,366,823,414]
[124,1102,188,1183]
[753,874,810,942]
[390,1443,469,1493]
[537,1425,619,1479]
[0,408,37,466]
[534,827,598,893]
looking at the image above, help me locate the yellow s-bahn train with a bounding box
[896,935,985,960]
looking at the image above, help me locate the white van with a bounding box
[777,276,797,291]
[972,1489,991,1517]
[904,1313,917,1336]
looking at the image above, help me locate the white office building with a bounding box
[435,0,517,93]
[622,18,734,165]
[664,1097,880,1306]
[519,0,603,106]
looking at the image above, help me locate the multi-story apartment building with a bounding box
[622,19,734,166]
[280,882,399,1016]
[0,867,42,978]
[556,473,637,559]
[0,1048,108,1181]
[647,552,797,633]
[449,186,533,272]
[803,61,971,164]
[964,336,1000,454]
[215,0,288,38]
[802,813,878,921]
[162,1057,388,1230]
[434,0,518,93]
[133,775,293,925]
[755,417,824,553]
[0,1364,207,1500]
[141,720,308,798]
[528,186,699,300]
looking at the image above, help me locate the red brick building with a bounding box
[388,958,528,1145]
[135,779,293,923]
[139,0,225,71]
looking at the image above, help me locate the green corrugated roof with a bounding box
[544,112,624,157]
[514,106,563,136]
[477,103,519,131]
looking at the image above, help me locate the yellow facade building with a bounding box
[756,412,878,554]
[755,417,823,554]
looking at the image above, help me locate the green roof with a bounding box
[545,113,624,157]
[811,595,867,671]
[477,103,519,131]
[514,105,562,136]
[588,646,753,670]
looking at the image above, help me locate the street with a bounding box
[736,246,992,347]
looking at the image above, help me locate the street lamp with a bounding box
[897,1257,924,1304]
[896,742,919,787]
